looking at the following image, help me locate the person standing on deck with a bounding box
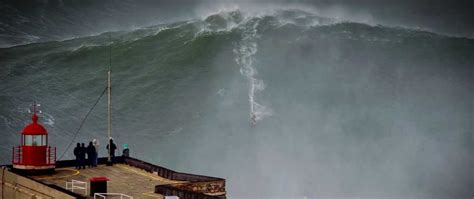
[92,139,99,167]
[106,138,117,164]
[80,143,86,169]
[86,142,96,168]
[122,144,129,157]
[73,143,81,169]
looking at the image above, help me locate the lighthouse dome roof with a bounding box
[22,114,47,135]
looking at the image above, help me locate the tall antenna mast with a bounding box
[107,33,113,166]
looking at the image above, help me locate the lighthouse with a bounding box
[12,104,56,174]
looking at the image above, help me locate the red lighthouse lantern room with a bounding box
[12,109,56,173]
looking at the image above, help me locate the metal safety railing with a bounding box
[47,146,57,165]
[66,180,88,195]
[12,146,22,164]
[12,146,56,165]
[94,193,133,199]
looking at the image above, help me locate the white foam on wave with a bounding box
[69,43,101,52]
[233,19,273,124]
[41,112,55,127]
[0,115,12,129]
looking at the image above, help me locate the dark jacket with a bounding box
[122,148,130,157]
[86,144,96,158]
[79,145,86,159]
[106,142,117,156]
[73,146,81,158]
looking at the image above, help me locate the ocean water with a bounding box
[0,9,473,198]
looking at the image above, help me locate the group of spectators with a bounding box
[73,139,100,169]
[73,138,124,169]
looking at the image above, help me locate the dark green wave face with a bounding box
[1,9,473,199]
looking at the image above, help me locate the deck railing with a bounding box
[156,185,224,199]
[94,193,133,199]
[124,157,223,182]
[123,157,226,199]
[66,180,88,195]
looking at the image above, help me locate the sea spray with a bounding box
[1,9,473,198]
[234,19,272,124]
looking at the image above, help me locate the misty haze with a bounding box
[0,1,473,199]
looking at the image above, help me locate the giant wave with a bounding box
[1,9,473,198]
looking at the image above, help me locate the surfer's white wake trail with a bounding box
[234,19,272,124]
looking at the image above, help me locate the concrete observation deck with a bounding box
[33,163,179,198]
[2,157,225,199]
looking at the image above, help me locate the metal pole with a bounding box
[107,69,112,165]
[106,33,113,166]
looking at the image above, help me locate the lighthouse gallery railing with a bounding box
[12,146,56,165]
